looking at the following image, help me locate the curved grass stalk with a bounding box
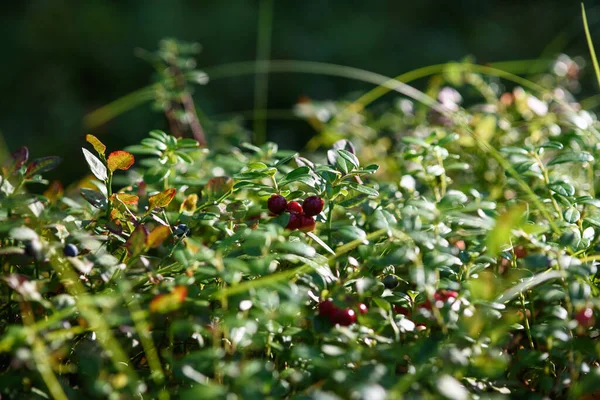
[583,3,600,90]
[213,228,388,299]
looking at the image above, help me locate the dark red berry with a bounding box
[267,195,287,215]
[299,214,316,232]
[357,303,368,314]
[286,213,302,230]
[302,196,324,216]
[575,307,595,328]
[394,305,411,316]
[514,246,527,259]
[286,201,303,214]
[318,299,336,317]
[331,308,356,326]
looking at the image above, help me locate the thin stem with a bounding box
[520,293,535,349]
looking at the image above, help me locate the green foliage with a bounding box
[2,46,600,400]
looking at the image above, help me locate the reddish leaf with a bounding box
[7,147,29,175]
[148,188,177,211]
[107,151,135,172]
[125,224,148,256]
[86,134,107,156]
[25,156,62,178]
[146,225,171,248]
[149,286,188,314]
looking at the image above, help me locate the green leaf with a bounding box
[305,232,336,256]
[548,181,575,197]
[564,207,580,223]
[141,138,168,151]
[349,183,379,197]
[149,130,168,142]
[124,145,162,156]
[177,138,200,148]
[337,149,360,169]
[547,151,594,166]
[337,225,367,241]
[144,166,171,184]
[537,141,564,150]
[486,204,527,256]
[82,148,107,181]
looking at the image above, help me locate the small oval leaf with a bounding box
[107,151,135,172]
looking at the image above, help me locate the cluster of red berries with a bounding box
[318,299,368,326]
[267,194,324,232]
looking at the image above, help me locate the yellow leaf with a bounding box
[107,151,135,172]
[179,193,198,214]
[86,134,107,156]
[146,225,171,248]
[148,188,177,211]
[149,286,187,314]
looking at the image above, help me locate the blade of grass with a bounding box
[84,86,157,129]
[21,303,69,400]
[117,279,168,398]
[582,3,600,89]
[213,228,388,299]
[48,256,140,391]
[253,0,274,145]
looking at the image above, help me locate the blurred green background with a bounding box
[1,0,600,183]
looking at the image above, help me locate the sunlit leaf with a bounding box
[111,193,139,206]
[107,151,135,172]
[149,286,187,314]
[82,148,107,181]
[86,134,107,156]
[146,225,171,248]
[148,188,177,211]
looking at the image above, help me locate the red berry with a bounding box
[302,196,324,216]
[287,201,303,214]
[267,194,287,215]
[394,305,411,316]
[331,308,356,326]
[514,246,527,259]
[575,307,595,328]
[286,213,302,230]
[357,303,368,314]
[299,214,316,232]
[318,299,336,317]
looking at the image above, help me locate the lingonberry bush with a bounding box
[3,37,600,399]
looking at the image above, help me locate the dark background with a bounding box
[1,0,599,183]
